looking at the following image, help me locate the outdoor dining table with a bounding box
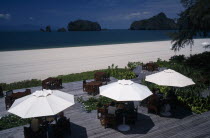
[143,63,159,72]
[42,77,62,90]
[100,80,152,131]
[98,101,137,129]
[85,81,103,95]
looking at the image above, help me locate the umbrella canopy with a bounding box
[8,90,74,118]
[99,80,152,101]
[145,69,195,87]
[202,42,210,48]
[202,42,210,46]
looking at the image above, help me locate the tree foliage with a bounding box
[170,0,210,51]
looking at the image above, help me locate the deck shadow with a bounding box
[140,104,193,119]
[117,113,155,135]
[70,122,87,138]
[167,106,193,119]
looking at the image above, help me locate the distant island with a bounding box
[68,20,101,31]
[40,20,101,32]
[40,25,52,32]
[57,27,67,32]
[40,13,178,32]
[130,12,177,30]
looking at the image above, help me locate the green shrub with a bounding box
[177,96,210,114]
[127,62,143,70]
[77,96,113,112]
[0,63,136,91]
[0,69,107,91]
[56,69,107,83]
[107,64,136,80]
[0,79,41,91]
[169,55,186,63]
[97,96,113,107]
[77,97,98,112]
[145,54,210,114]
[0,114,30,130]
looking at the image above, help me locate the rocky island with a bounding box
[40,25,52,32]
[130,12,177,30]
[68,20,101,31]
[57,27,67,32]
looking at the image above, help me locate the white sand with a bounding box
[0,39,209,83]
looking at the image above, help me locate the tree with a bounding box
[170,0,210,51]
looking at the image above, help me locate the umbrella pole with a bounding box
[123,115,125,125]
[117,113,130,132]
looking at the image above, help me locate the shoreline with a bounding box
[0,38,209,83]
[0,39,171,52]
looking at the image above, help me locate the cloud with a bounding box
[0,13,11,20]
[143,11,150,15]
[29,17,34,20]
[124,12,143,20]
[101,11,151,21]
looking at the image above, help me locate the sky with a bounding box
[0,0,184,29]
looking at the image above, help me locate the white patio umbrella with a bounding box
[202,42,210,49]
[202,42,210,46]
[8,90,75,118]
[145,69,195,87]
[100,80,152,101]
[100,79,152,131]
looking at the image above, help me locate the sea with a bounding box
[0,30,174,51]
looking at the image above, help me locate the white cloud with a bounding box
[143,11,150,15]
[101,11,151,21]
[124,12,142,20]
[29,17,34,20]
[0,13,11,20]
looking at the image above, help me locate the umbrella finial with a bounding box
[32,90,52,97]
[118,80,134,85]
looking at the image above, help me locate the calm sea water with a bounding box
[0,30,174,51]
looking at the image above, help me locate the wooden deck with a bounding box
[0,78,210,138]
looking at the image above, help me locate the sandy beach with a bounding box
[0,38,209,83]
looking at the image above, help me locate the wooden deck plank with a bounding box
[0,78,210,138]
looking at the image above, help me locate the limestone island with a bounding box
[68,20,101,31]
[130,12,177,30]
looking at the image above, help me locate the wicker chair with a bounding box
[5,90,14,110]
[103,73,110,84]
[85,85,94,94]
[24,126,47,138]
[11,89,31,99]
[5,90,13,97]
[94,72,110,84]
[54,118,71,137]
[147,95,160,114]
[144,63,159,72]
[97,107,108,119]
[101,114,117,129]
[5,89,31,110]
[0,86,3,97]
[42,78,62,90]
[83,80,87,91]
[125,107,138,124]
